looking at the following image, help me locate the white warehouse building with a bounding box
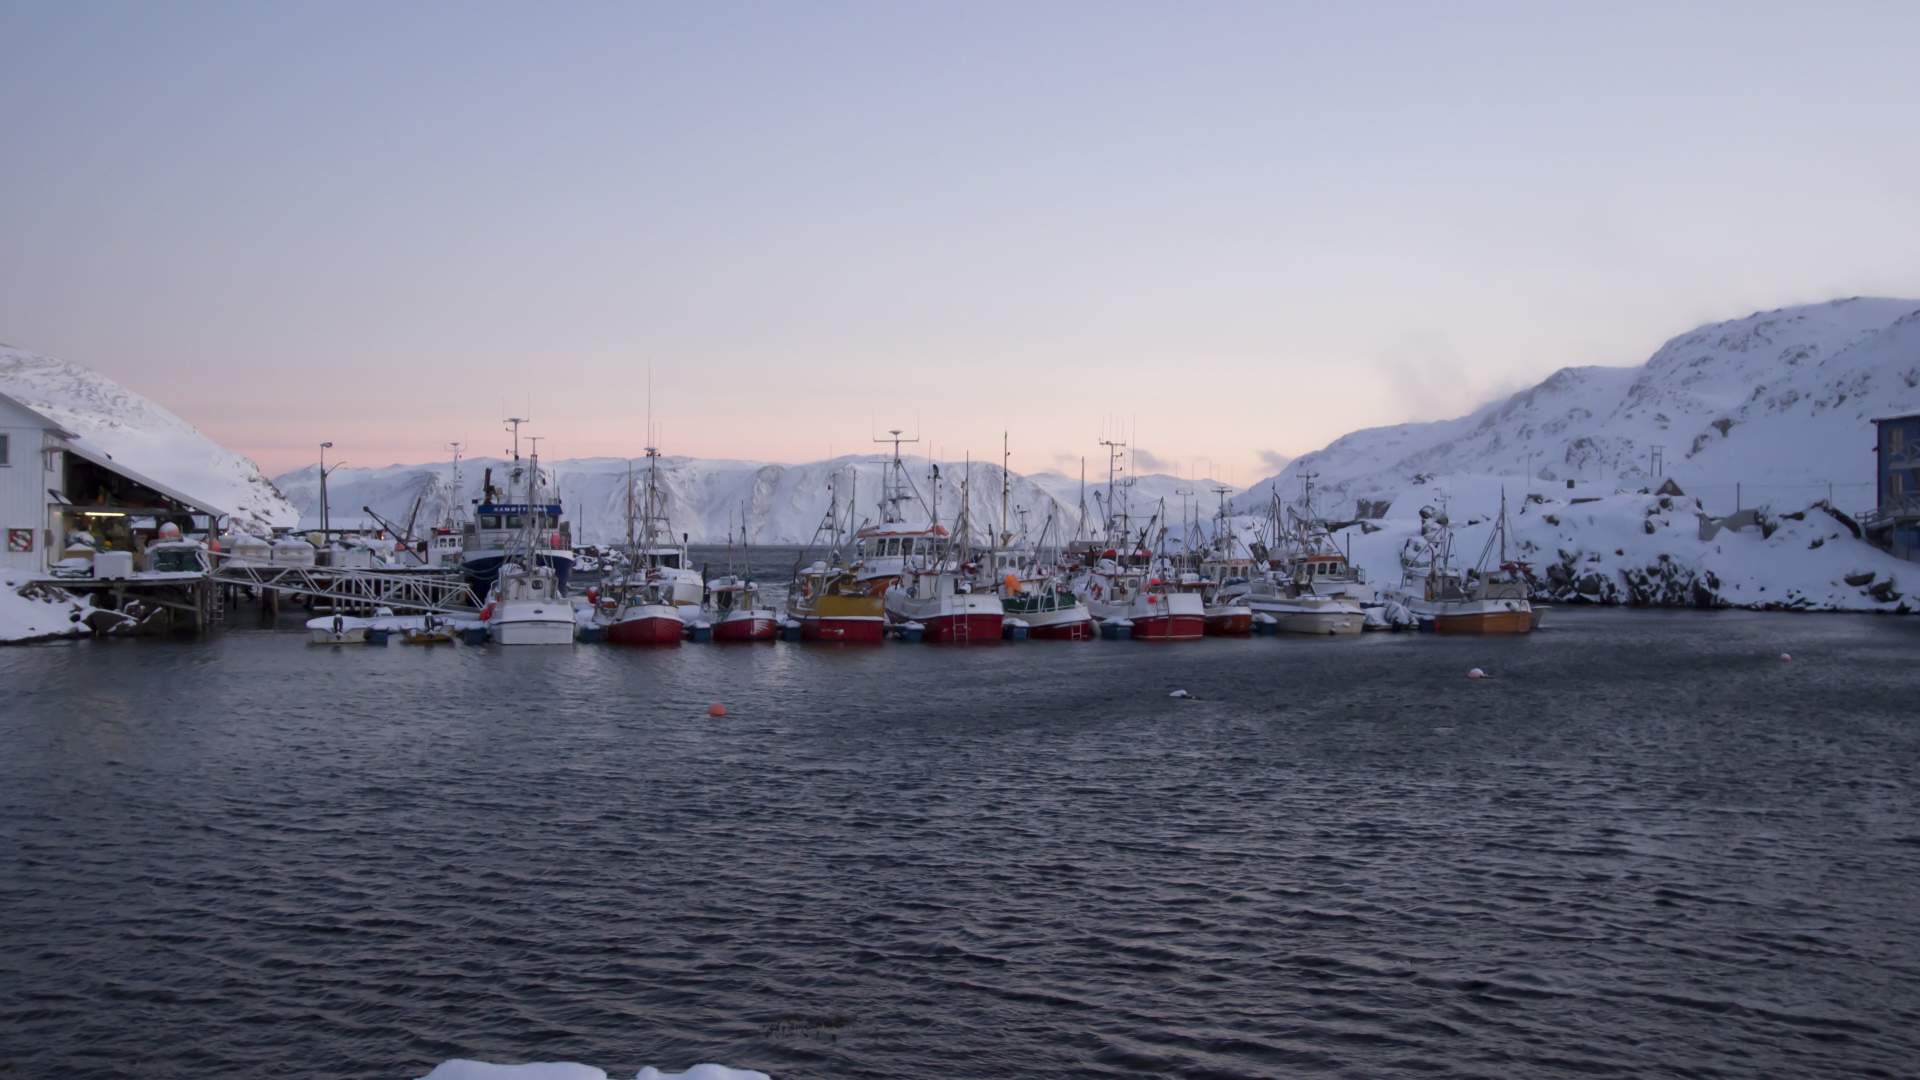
[0,389,231,578]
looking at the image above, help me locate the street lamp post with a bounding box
[320,442,334,537]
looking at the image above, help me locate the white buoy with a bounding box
[1169,689,1192,699]
[1467,667,1487,680]
[1780,653,1792,663]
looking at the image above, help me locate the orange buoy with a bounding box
[708,703,727,717]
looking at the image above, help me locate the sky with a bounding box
[2,1,1917,480]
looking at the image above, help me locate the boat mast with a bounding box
[1076,457,1087,544]
[874,428,919,525]
[1000,430,1011,551]
[1100,436,1126,545]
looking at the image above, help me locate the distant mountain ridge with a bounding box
[1239,297,1920,519]
[272,454,1236,546]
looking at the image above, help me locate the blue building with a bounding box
[1868,412,1920,561]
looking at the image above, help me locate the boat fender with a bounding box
[479,602,495,621]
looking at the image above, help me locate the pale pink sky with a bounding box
[4,3,1917,479]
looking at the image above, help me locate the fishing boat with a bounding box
[1270,475,1376,605]
[791,561,886,642]
[487,440,577,646]
[706,576,778,642]
[887,562,1005,643]
[1388,492,1533,634]
[1228,482,1365,635]
[462,420,575,603]
[853,430,951,594]
[882,457,1002,643]
[986,454,1093,640]
[787,469,887,643]
[1237,583,1364,635]
[597,577,683,645]
[1081,548,1206,640]
[700,511,778,642]
[1199,581,1253,635]
[597,450,687,646]
[1073,442,1203,640]
[1193,487,1252,635]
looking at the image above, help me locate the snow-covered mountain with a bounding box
[273,453,1241,546]
[0,344,298,530]
[1241,297,1920,521]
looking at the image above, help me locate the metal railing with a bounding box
[207,552,482,613]
[1860,494,1920,529]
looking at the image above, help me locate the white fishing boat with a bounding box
[462,419,576,604]
[487,441,577,646]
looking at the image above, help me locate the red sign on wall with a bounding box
[7,528,33,553]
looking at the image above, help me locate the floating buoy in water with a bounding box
[1467,667,1487,680]
[1779,653,1792,663]
[1168,689,1192,699]
[708,703,727,717]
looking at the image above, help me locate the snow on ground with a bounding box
[1,344,298,531]
[1329,474,1911,612]
[0,579,92,644]
[417,1061,770,1080]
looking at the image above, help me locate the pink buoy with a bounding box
[1467,667,1487,680]
[1779,653,1792,663]
[708,703,727,717]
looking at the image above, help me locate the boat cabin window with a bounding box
[657,553,681,568]
[480,514,501,529]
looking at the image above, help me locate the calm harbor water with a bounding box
[3,609,1918,1078]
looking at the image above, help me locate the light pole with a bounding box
[319,442,335,537]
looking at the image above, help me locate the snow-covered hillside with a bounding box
[1241,297,1920,521]
[0,345,297,530]
[1321,473,1910,613]
[274,453,1240,546]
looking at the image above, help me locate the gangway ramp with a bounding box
[207,552,482,614]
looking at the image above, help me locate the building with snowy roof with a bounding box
[0,389,231,578]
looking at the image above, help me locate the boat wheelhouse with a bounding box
[462,499,574,602]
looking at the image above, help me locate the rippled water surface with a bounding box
[4,609,1919,1078]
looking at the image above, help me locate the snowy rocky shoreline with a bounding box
[1328,477,1910,615]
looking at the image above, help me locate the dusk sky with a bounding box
[3,1,1916,478]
